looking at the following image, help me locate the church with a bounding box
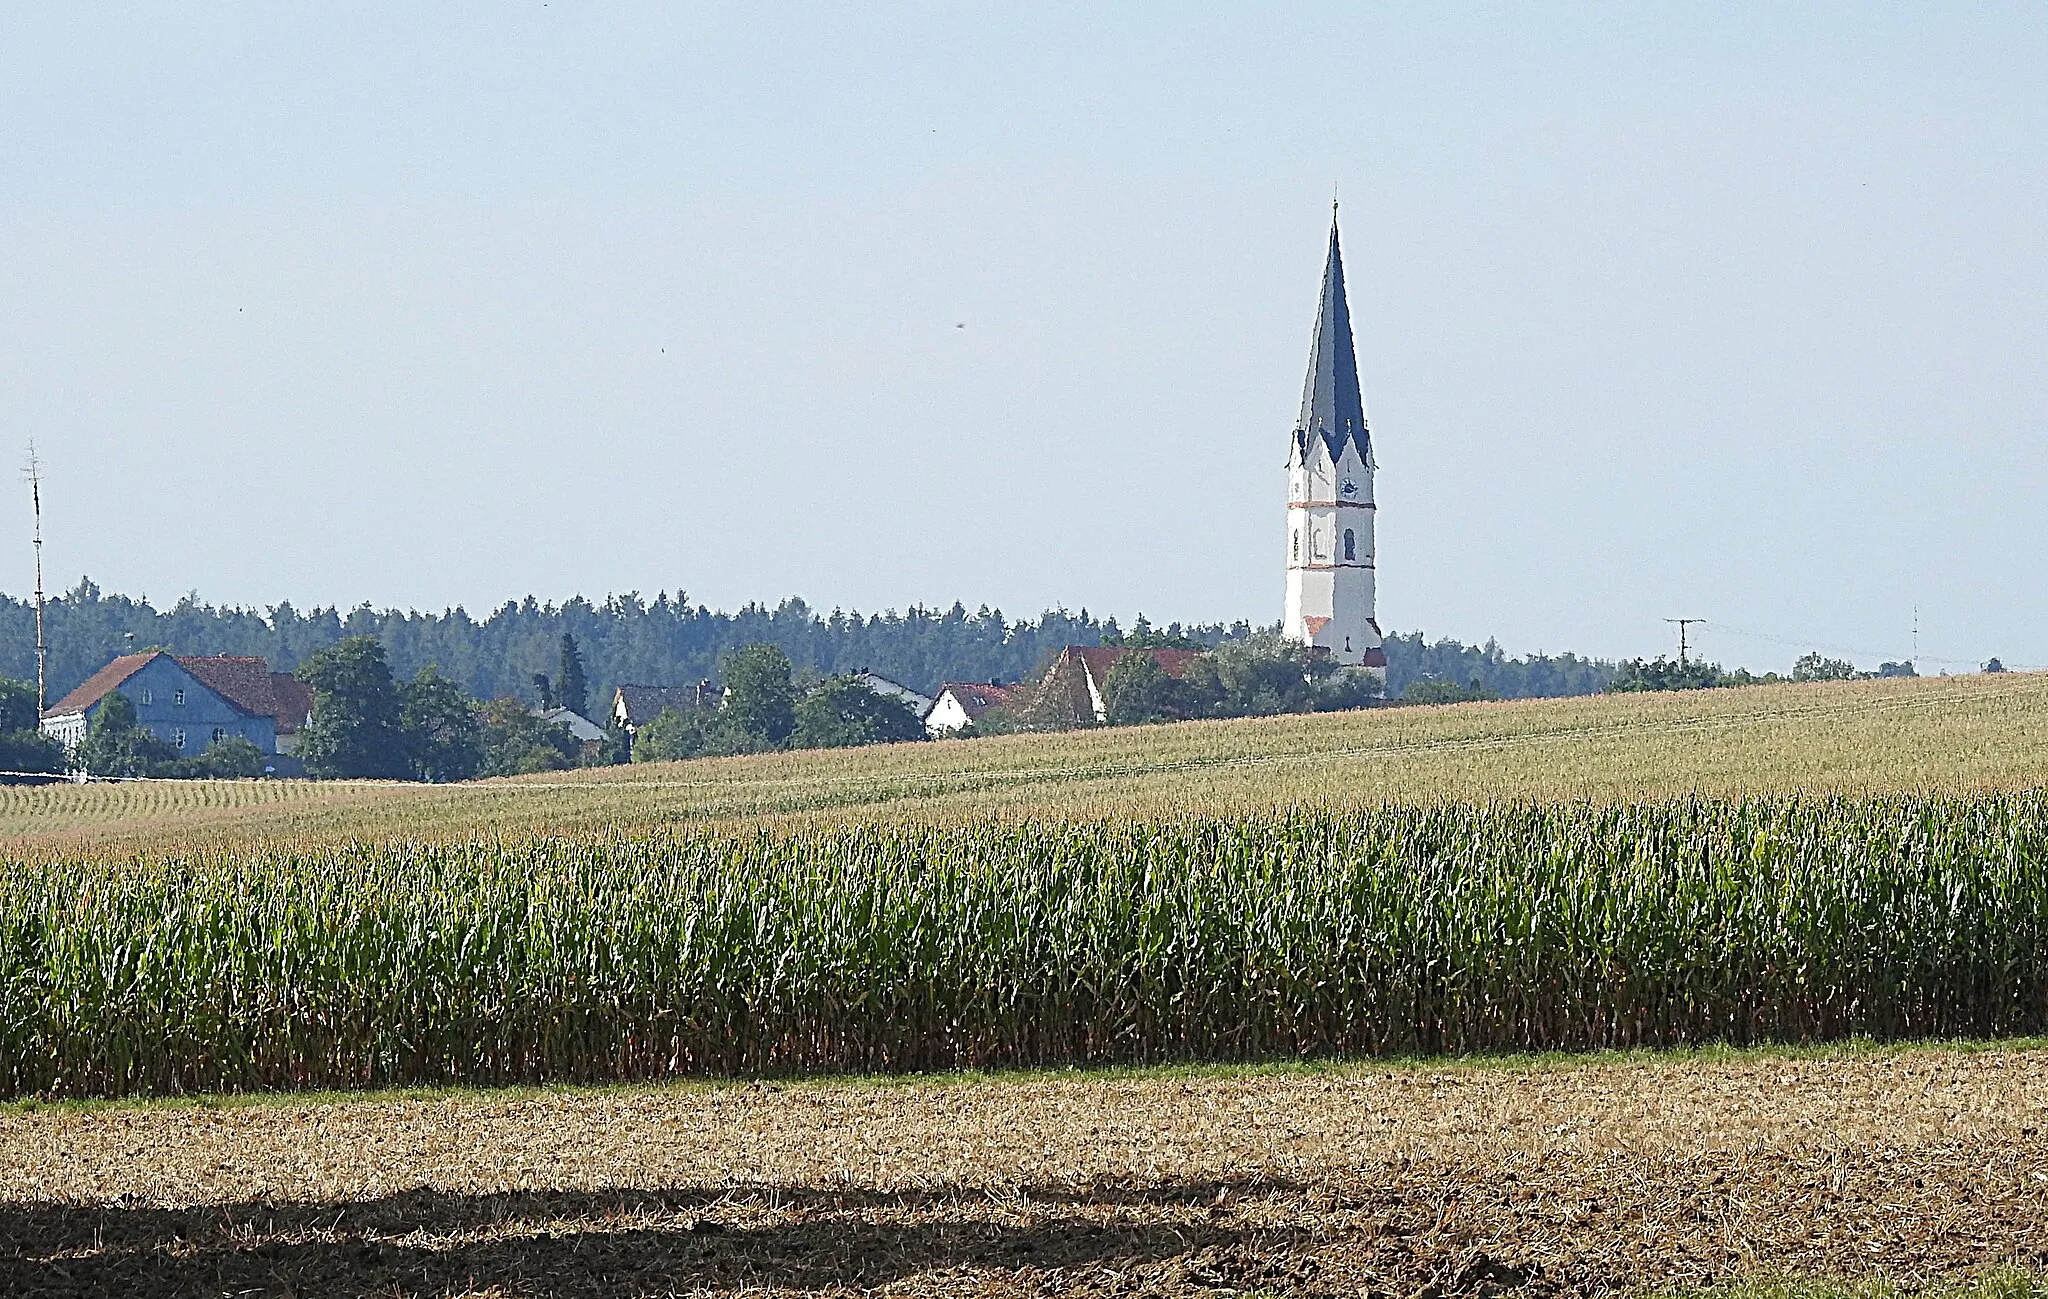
[1283,206,1388,681]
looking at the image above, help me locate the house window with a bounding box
[172,728,187,750]
[1291,530,1299,561]
[212,727,228,745]
[1343,528,1356,561]
[139,688,153,705]
[173,689,186,707]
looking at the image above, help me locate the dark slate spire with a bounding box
[1294,206,1370,465]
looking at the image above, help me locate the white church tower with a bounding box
[1283,205,1386,679]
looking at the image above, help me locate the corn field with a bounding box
[4,792,2048,1098]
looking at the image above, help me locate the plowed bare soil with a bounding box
[4,1046,2046,1297]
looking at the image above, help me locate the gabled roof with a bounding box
[176,656,280,721]
[934,681,1023,720]
[46,651,310,727]
[536,706,608,744]
[1066,646,1203,685]
[42,652,161,718]
[851,670,934,712]
[1294,208,1371,467]
[613,684,709,727]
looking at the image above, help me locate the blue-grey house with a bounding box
[39,651,313,764]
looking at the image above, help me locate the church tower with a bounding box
[1283,206,1386,678]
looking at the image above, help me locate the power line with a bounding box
[1695,620,2036,672]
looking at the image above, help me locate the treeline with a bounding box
[1382,630,1613,698]
[0,579,1617,711]
[1607,651,1923,693]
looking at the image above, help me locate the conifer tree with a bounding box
[557,634,589,718]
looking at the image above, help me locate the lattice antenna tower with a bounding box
[23,443,46,713]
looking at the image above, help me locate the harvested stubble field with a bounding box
[3,672,2046,854]
[2,1045,2046,1297]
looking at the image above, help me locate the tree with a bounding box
[73,691,180,777]
[1876,661,1918,678]
[1984,658,2007,674]
[600,714,633,765]
[1792,652,1858,683]
[475,697,580,776]
[182,737,265,779]
[0,677,65,781]
[0,678,39,735]
[630,706,767,762]
[400,665,483,782]
[1101,651,1199,726]
[296,636,410,779]
[1206,634,1317,716]
[1398,676,1499,705]
[557,634,589,718]
[1101,615,1207,650]
[792,677,927,748]
[1607,656,1729,692]
[721,644,796,746]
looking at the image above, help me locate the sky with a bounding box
[2,4,2043,673]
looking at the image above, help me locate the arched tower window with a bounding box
[1343,528,1356,561]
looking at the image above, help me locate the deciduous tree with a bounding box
[400,665,484,782]
[296,636,410,779]
[721,644,796,746]
[792,677,927,748]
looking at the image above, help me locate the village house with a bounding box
[849,670,932,717]
[610,682,719,734]
[923,680,1025,735]
[39,652,313,762]
[1043,647,1204,725]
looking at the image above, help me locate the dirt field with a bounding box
[4,1046,2046,1297]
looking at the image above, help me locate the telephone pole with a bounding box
[23,444,46,713]
[1664,617,1703,667]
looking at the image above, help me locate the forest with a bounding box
[1,579,1614,711]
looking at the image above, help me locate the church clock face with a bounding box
[1340,479,1358,498]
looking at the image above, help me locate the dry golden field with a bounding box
[3,1044,2046,1297]
[5,671,2047,855]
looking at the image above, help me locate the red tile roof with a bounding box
[176,656,279,720]
[270,674,314,733]
[42,652,162,718]
[1065,646,1203,684]
[43,651,313,730]
[935,681,1023,719]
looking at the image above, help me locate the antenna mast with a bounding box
[24,444,45,713]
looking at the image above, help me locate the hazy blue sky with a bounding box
[3,4,2042,671]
